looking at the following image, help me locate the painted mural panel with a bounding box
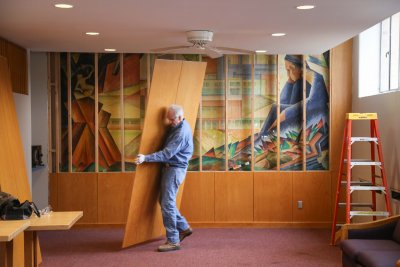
[253,55,278,170]
[227,55,252,171]
[70,53,96,172]
[201,56,225,171]
[124,54,147,171]
[278,55,306,171]
[305,52,330,170]
[60,52,69,172]
[98,53,122,172]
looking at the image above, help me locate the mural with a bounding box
[60,53,69,171]
[124,54,147,171]
[55,52,329,172]
[201,56,226,171]
[98,53,122,172]
[253,55,277,170]
[305,52,330,170]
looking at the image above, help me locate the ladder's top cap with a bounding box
[346,113,378,120]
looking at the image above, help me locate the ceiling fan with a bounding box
[150,30,254,59]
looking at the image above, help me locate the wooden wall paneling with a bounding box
[330,40,353,221]
[0,54,31,267]
[5,41,27,95]
[293,172,331,224]
[180,172,215,222]
[49,173,58,211]
[215,172,254,221]
[123,59,206,247]
[254,172,293,222]
[57,173,98,224]
[98,173,134,224]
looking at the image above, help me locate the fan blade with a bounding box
[150,46,191,53]
[204,46,223,59]
[216,47,255,55]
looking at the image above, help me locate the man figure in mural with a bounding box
[135,104,193,252]
[254,55,311,149]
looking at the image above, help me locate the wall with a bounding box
[30,52,49,209]
[13,51,32,189]
[352,37,400,214]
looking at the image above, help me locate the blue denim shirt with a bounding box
[144,119,193,168]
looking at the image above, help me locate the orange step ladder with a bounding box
[331,113,392,245]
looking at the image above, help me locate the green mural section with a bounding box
[60,52,69,172]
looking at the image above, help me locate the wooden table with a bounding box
[0,220,30,267]
[24,211,83,267]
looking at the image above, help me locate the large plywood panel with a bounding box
[0,56,32,267]
[98,173,134,224]
[293,172,331,222]
[58,173,98,224]
[123,59,206,247]
[254,172,292,221]
[180,172,215,222]
[215,172,254,221]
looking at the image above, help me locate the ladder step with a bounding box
[350,137,378,143]
[350,185,386,191]
[344,159,381,166]
[341,181,372,186]
[339,203,373,208]
[350,211,389,217]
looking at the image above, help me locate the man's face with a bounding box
[166,110,182,127]
[285,61,302,83]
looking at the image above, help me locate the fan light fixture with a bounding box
[186,30,214,48]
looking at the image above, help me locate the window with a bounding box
[358,12,400,97]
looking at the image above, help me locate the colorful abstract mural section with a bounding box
[98,53,122,172]
[60,52,69,172]
[201,56,226,171]
[227,55,252,171]
[253,55,277,170]
[70,53,96,172]
[124,54,147,171]
[305,52,330,170]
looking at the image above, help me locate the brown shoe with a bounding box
[179,227,193,242]
[158,242,181,252]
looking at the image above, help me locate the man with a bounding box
[135,104,193,252]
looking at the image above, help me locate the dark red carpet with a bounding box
[38,228,341,266]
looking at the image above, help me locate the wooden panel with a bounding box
[49,173,58,211]
[123,59,206,247]
[215,172,253,221]
[98,173,134,224]
[254,172,292,221]
[57,173,98,224]
[0,55,32,267]
[293,172,331,222]
[0,38,27,95]
[180,172,215,222]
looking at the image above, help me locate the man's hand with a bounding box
[135,154,146,165]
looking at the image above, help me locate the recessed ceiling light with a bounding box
[255,50,267,53]
[86,32,100,36]
[296,5,315,10]
[271,33,286,37]
[54,3,74,9]
[104,48,116,52]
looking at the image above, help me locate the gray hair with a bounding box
[168,104,184,118]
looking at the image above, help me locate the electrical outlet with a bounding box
[297,200,303,209]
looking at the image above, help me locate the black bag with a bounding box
[0,191,40,220]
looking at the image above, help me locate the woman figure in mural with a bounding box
[74,65,95,97]
[254,55,311,150]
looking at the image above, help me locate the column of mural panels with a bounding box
[123,59,206,247]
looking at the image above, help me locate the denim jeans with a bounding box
[160,166,190,244]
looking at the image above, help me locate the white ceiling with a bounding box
[1,0,400,55]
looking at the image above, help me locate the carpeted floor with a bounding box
[38,228,342,267]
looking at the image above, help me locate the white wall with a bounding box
[353,37,400,214]
[30,52,49,209]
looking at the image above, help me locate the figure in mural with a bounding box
[135,105,193,252]
[254,55,310,149]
